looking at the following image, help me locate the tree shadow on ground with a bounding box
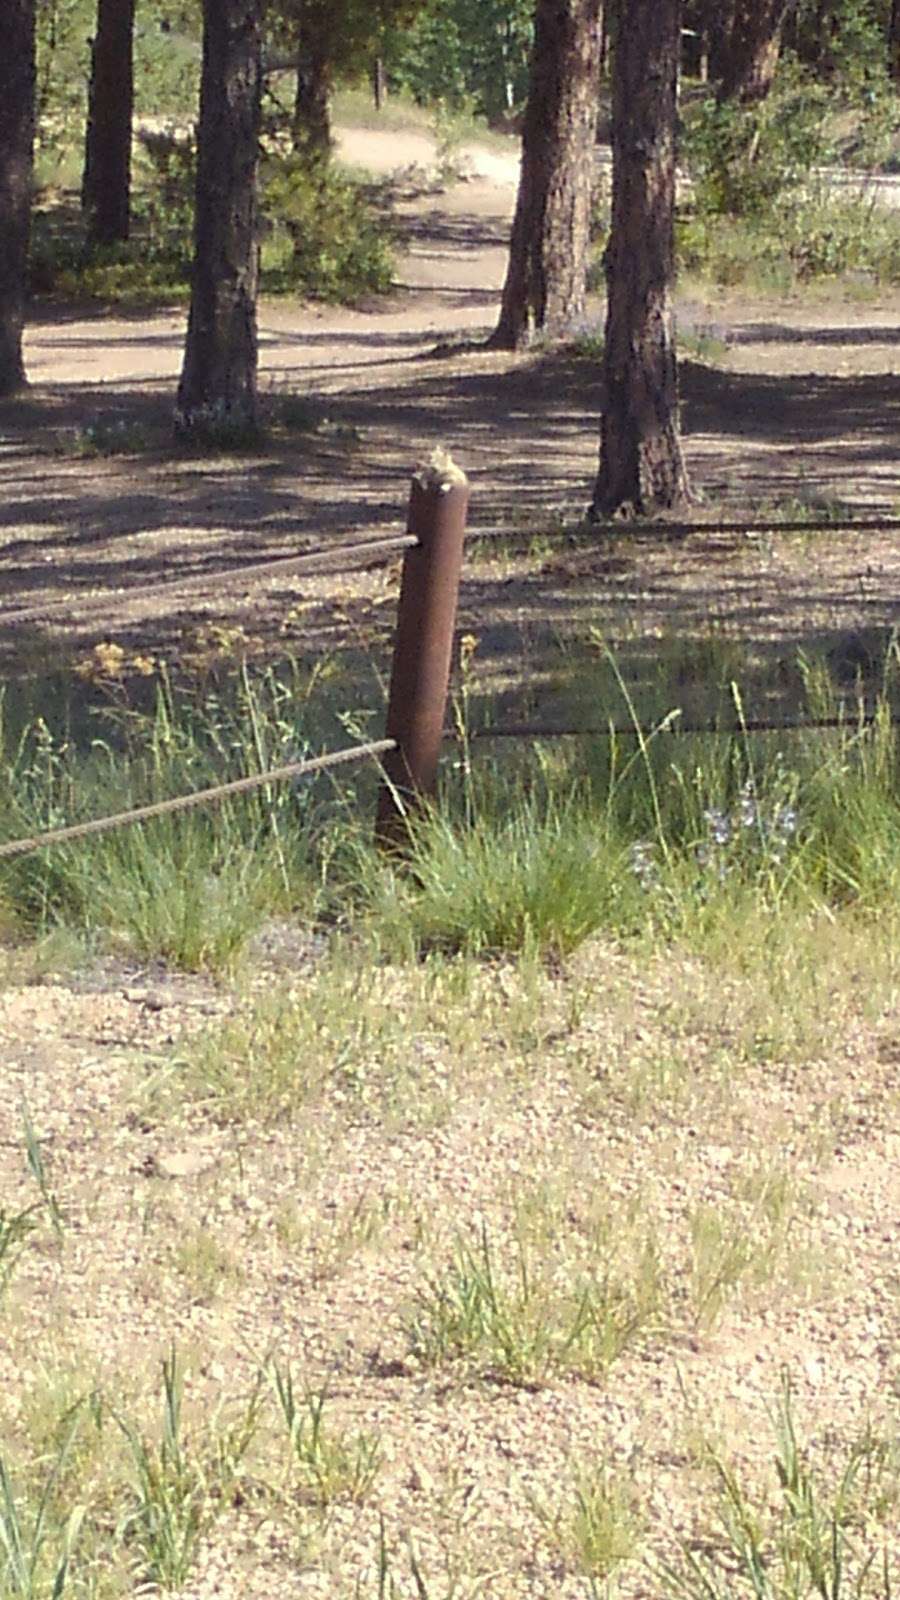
[1,344,898,725]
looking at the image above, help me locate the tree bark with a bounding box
[890,0,900,84]
[716,0,795,105]
[491,0,603,350]
[591,0,690,519]
[372,55,388,111]
[292,3,333,162]
[0,0,35,396]
[177,0,262,433]
[82,0,136,246]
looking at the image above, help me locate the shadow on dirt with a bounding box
[1,342,899,725]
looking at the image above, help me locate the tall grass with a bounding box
[0,663,359,971]
[1,644,900,971]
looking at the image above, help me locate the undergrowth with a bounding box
[2,634,900,971]
[30,133,396,309]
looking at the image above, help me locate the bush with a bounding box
[30,129,397,308]
[261,155,396,303]
[28,128,196,305]
[681,64,832,221]
[676,195,900,291]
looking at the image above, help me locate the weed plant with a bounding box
[115,1351,207,1590]
[0,1446,85,1600]
[268,1364,380,1507]
[405,1217,664,1385]
[536,1463,639,1586]
[654,1379,895,1598]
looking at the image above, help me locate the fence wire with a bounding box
[0,533,417,631]
[473,516,900,541]
[2,709,893,865]
[4,513,900,635]
[471,713,891,741]
[0,738,395,863]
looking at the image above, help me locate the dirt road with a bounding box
[1,120,899,689]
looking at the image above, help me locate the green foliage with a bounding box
[30,126,396,309]
[267,1364,381,1506]
[0,1444,85,1600]
[654,1378,894,1598]
[0,665,333,972]
[29,126,196,306]
[386,0,534,123]
[682,67,833,220]
[405,1218,664,1384]
[677,194,900,289]
[678,53,900,290]
[35,1,202,187]
[116,1351,207,1590]
[266,0,425,83]
[261,154,395,301]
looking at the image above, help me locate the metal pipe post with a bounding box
[375,450,469,848]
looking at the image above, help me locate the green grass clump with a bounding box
[0,1449,85,1600]
[405,1216,664,1386]
[654,1380,897,1598]
[268,1364,380,1508]
[0,664,344,972]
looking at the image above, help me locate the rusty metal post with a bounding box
[376,450,469,848]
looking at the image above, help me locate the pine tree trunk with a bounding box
[292,4,333,163]
[177,0,262,434]
[0,0,35,396]
[372,56,388,111]
[717,0,795,105]
[889,0,900,84]
[591,0,690,519]
[82,0,136,246]
[491,0,603,350]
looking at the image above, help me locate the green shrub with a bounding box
[261,155,395,302]
[682,65,832,221]
[29,130,396,308]
[676,196,900,290]
[28,130,196,306]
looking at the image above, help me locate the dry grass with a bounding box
[0,909,898,1596]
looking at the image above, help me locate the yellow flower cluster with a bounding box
[73,642,157,682]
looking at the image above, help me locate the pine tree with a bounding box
[177,0,263,433]
[590,0,690,518]
[0,0,35,396]
[82,0,136,245]
[491,0,603,350]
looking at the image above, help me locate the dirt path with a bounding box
[1,121,899,692]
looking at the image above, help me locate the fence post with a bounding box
[375,449,469,849]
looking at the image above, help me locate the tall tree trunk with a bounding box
[491,0,603,351]
[890,0,900,84]
[591,0,690,519]
[694,0,727,83]
[0,0,35,396]
[716,0,795,105]
[82,0,136,246]
[177,0,262,434]
[292,3,332,162]
[372,55,388,111]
